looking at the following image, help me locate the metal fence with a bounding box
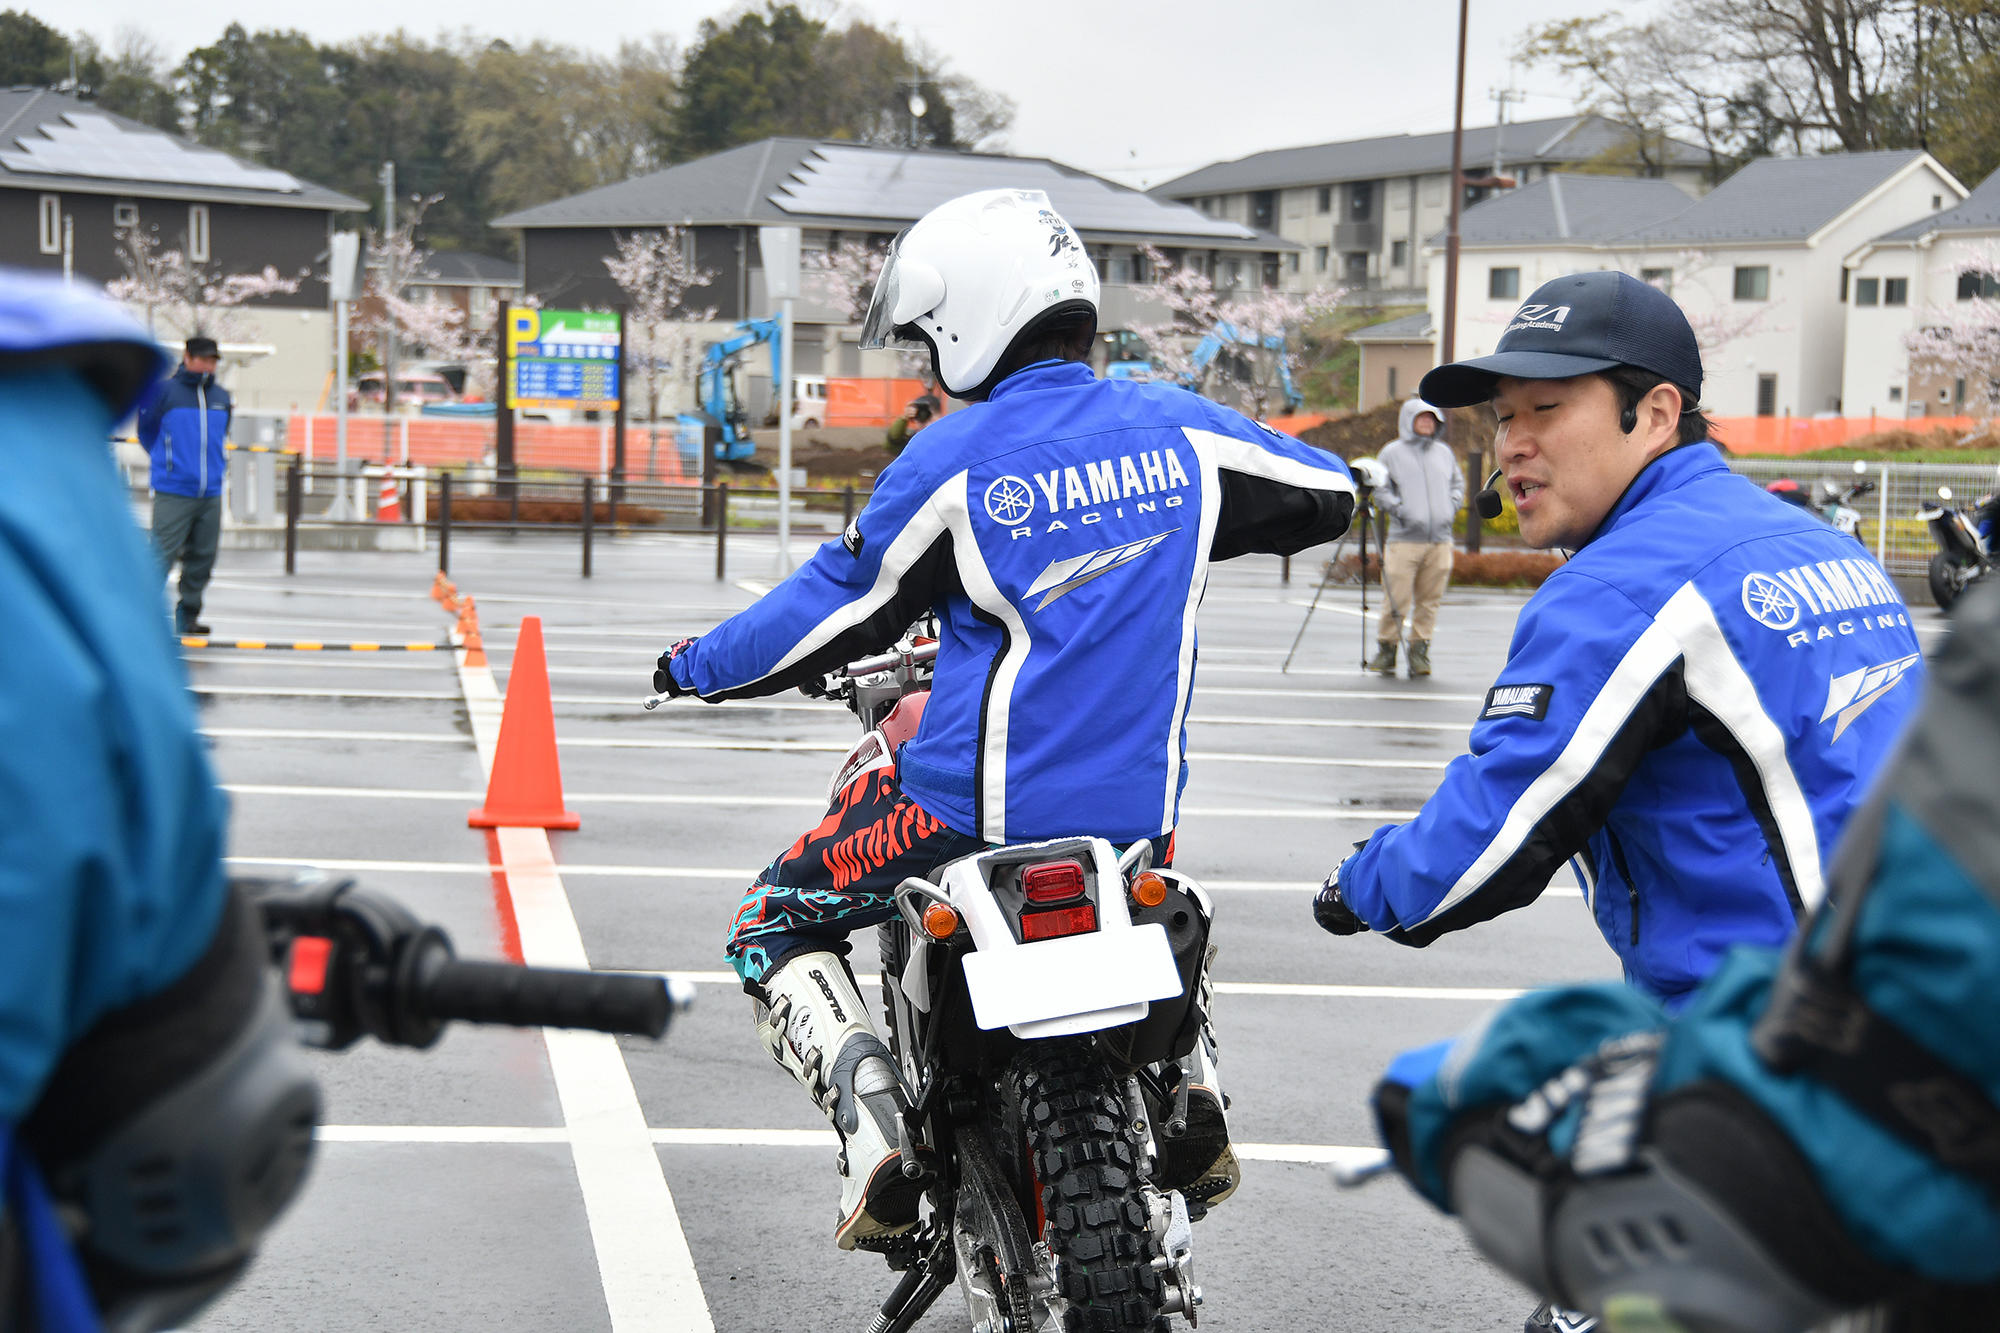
[1725,458,1995,581]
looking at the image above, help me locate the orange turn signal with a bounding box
[921,902,961,940]
[1130,872,1169,909]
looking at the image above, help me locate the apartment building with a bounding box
[1152,116,1711,301]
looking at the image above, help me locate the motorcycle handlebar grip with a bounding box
[419,960,677,1038]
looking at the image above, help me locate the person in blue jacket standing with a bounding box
[136,334,231,635]
[1368,578,2000,1331]
[1311,272,1922,1332]
[652,189,1356,1253]
[0,273,317,1331]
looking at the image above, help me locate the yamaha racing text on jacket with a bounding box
[137,363,231,498]
[664,360,1356,843]
[1336,441,1923,1007]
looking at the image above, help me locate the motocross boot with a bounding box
[1158,963,1240,1210]
[1366,642,1399,676]
[1407,639,1432,677]
[754,951,927,1250]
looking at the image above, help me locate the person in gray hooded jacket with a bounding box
[1369,398,1463,676]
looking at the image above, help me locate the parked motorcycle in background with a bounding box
[1763,460,1873,536]
[1918,483,1993,610]
[807,637,1226,1333]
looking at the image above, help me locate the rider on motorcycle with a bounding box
[652,188,1356,1251]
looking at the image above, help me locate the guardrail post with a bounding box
[715,481,729,581]
[438,471,453,575]
[1281,554,1291,585]
[842,484,856,529]
[284,458,301,575]
[1876,463,1890,562]
[581,475,595,578]
[508,478,520,535]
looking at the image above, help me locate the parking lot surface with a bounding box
[179,526,1948,1331]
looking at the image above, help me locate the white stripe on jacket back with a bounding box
[941,478,1032,842]
[1656,583,1825,910]
[1424,618,1683,925]
[1165,432,1229,831]
[1185,426,1358,497]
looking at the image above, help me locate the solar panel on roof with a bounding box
[0,112,302,194]
[771,146,1257,240]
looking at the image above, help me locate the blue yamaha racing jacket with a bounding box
[1337,442,1923,1006]
[666,360,1356,843]
[136,364,231,499]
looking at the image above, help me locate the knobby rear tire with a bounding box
[1930,552,1961,611]
[1011,1042,1167,1333]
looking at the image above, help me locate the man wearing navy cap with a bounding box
[1312,270,1927,1329]
[1313,270,1922,1000]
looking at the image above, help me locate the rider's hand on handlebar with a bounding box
[652,636,699,697]
[1313,874,1370,936]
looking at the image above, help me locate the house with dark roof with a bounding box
[493,137,1296,384]
[0,88,367,409]
[1840,167,2000,417]
[405,249,522,336]
[1425,151,1966,418]
[1151,116,1714,300]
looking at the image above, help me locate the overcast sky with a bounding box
[30,0,1660,189]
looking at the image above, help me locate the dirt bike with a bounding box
[812,639,1224,1333]
[1916,484,1992,611]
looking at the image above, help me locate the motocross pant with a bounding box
[725,765,1174,987]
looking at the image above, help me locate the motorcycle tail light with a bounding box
[1021,903,1097,941]
[920,902,960,940]
[1021,859,1086,904]
[1129,872,1168,909]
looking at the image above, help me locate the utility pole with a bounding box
[380,162,398,419]
[1445,0,1475,552]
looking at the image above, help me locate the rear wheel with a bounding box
[1011,1043,1167,1332]
[1931,552,1965,611]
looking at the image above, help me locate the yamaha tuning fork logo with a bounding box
[1741,573,1802,630]
[984,475,1036,524]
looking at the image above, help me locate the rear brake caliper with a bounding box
[1144,1186,1201,1322]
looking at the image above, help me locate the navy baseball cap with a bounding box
[1419,271,1703,408]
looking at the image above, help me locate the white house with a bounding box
[1425,151,1968,418]
[1841,167,2000,418]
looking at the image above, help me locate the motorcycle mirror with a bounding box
[1852,459,1868,475]
[1940,486,1955,501]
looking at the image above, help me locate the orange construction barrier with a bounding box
[468,615,579,831]
[376,469,402,522]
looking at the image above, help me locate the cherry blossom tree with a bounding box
[354,195,495,403]
[1906,244,2000,420]
[800,235,928,376]
[603,226,717,477]
[106,223,302,343]
[1128,245,1343,417]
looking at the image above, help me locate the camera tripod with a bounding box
[1281,489,1390,673]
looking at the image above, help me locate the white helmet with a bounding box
[859,188,1099,400]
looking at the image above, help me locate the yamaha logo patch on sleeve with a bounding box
[841,519,864,557]
[1483,683,1553,720]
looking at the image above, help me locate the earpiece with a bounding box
[1620,404,1639,434]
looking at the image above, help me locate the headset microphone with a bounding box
[1474,468,1505,521]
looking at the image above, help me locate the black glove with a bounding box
[652,636,698,697]
[1313,867,1369,936]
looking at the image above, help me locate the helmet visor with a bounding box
[858,231,925,351]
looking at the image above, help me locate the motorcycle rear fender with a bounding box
[913,836,1182,1037]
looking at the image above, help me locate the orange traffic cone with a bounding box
[456,596,485,667]
[431,571,459,611]
[376,469,402,523]
[469,615,578,830]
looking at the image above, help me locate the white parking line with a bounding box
[644,970,1525,1002]
[456,648,715,1332]
[314,1123,1385,1167]
[201,721,1467,747]
[220,783,1445,814]
[222,856,1583,899]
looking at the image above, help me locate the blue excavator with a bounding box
[1183,320,1304,413]
[693,316,783,463]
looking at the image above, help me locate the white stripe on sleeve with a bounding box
[1423,618,1683,925]
[1182,426,1356,495]
[1655,583,1826,910]
[1165,432,1228,832]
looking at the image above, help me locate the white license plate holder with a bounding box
[959,922,1182,1031]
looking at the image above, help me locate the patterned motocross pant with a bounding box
[724,767,985,987]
